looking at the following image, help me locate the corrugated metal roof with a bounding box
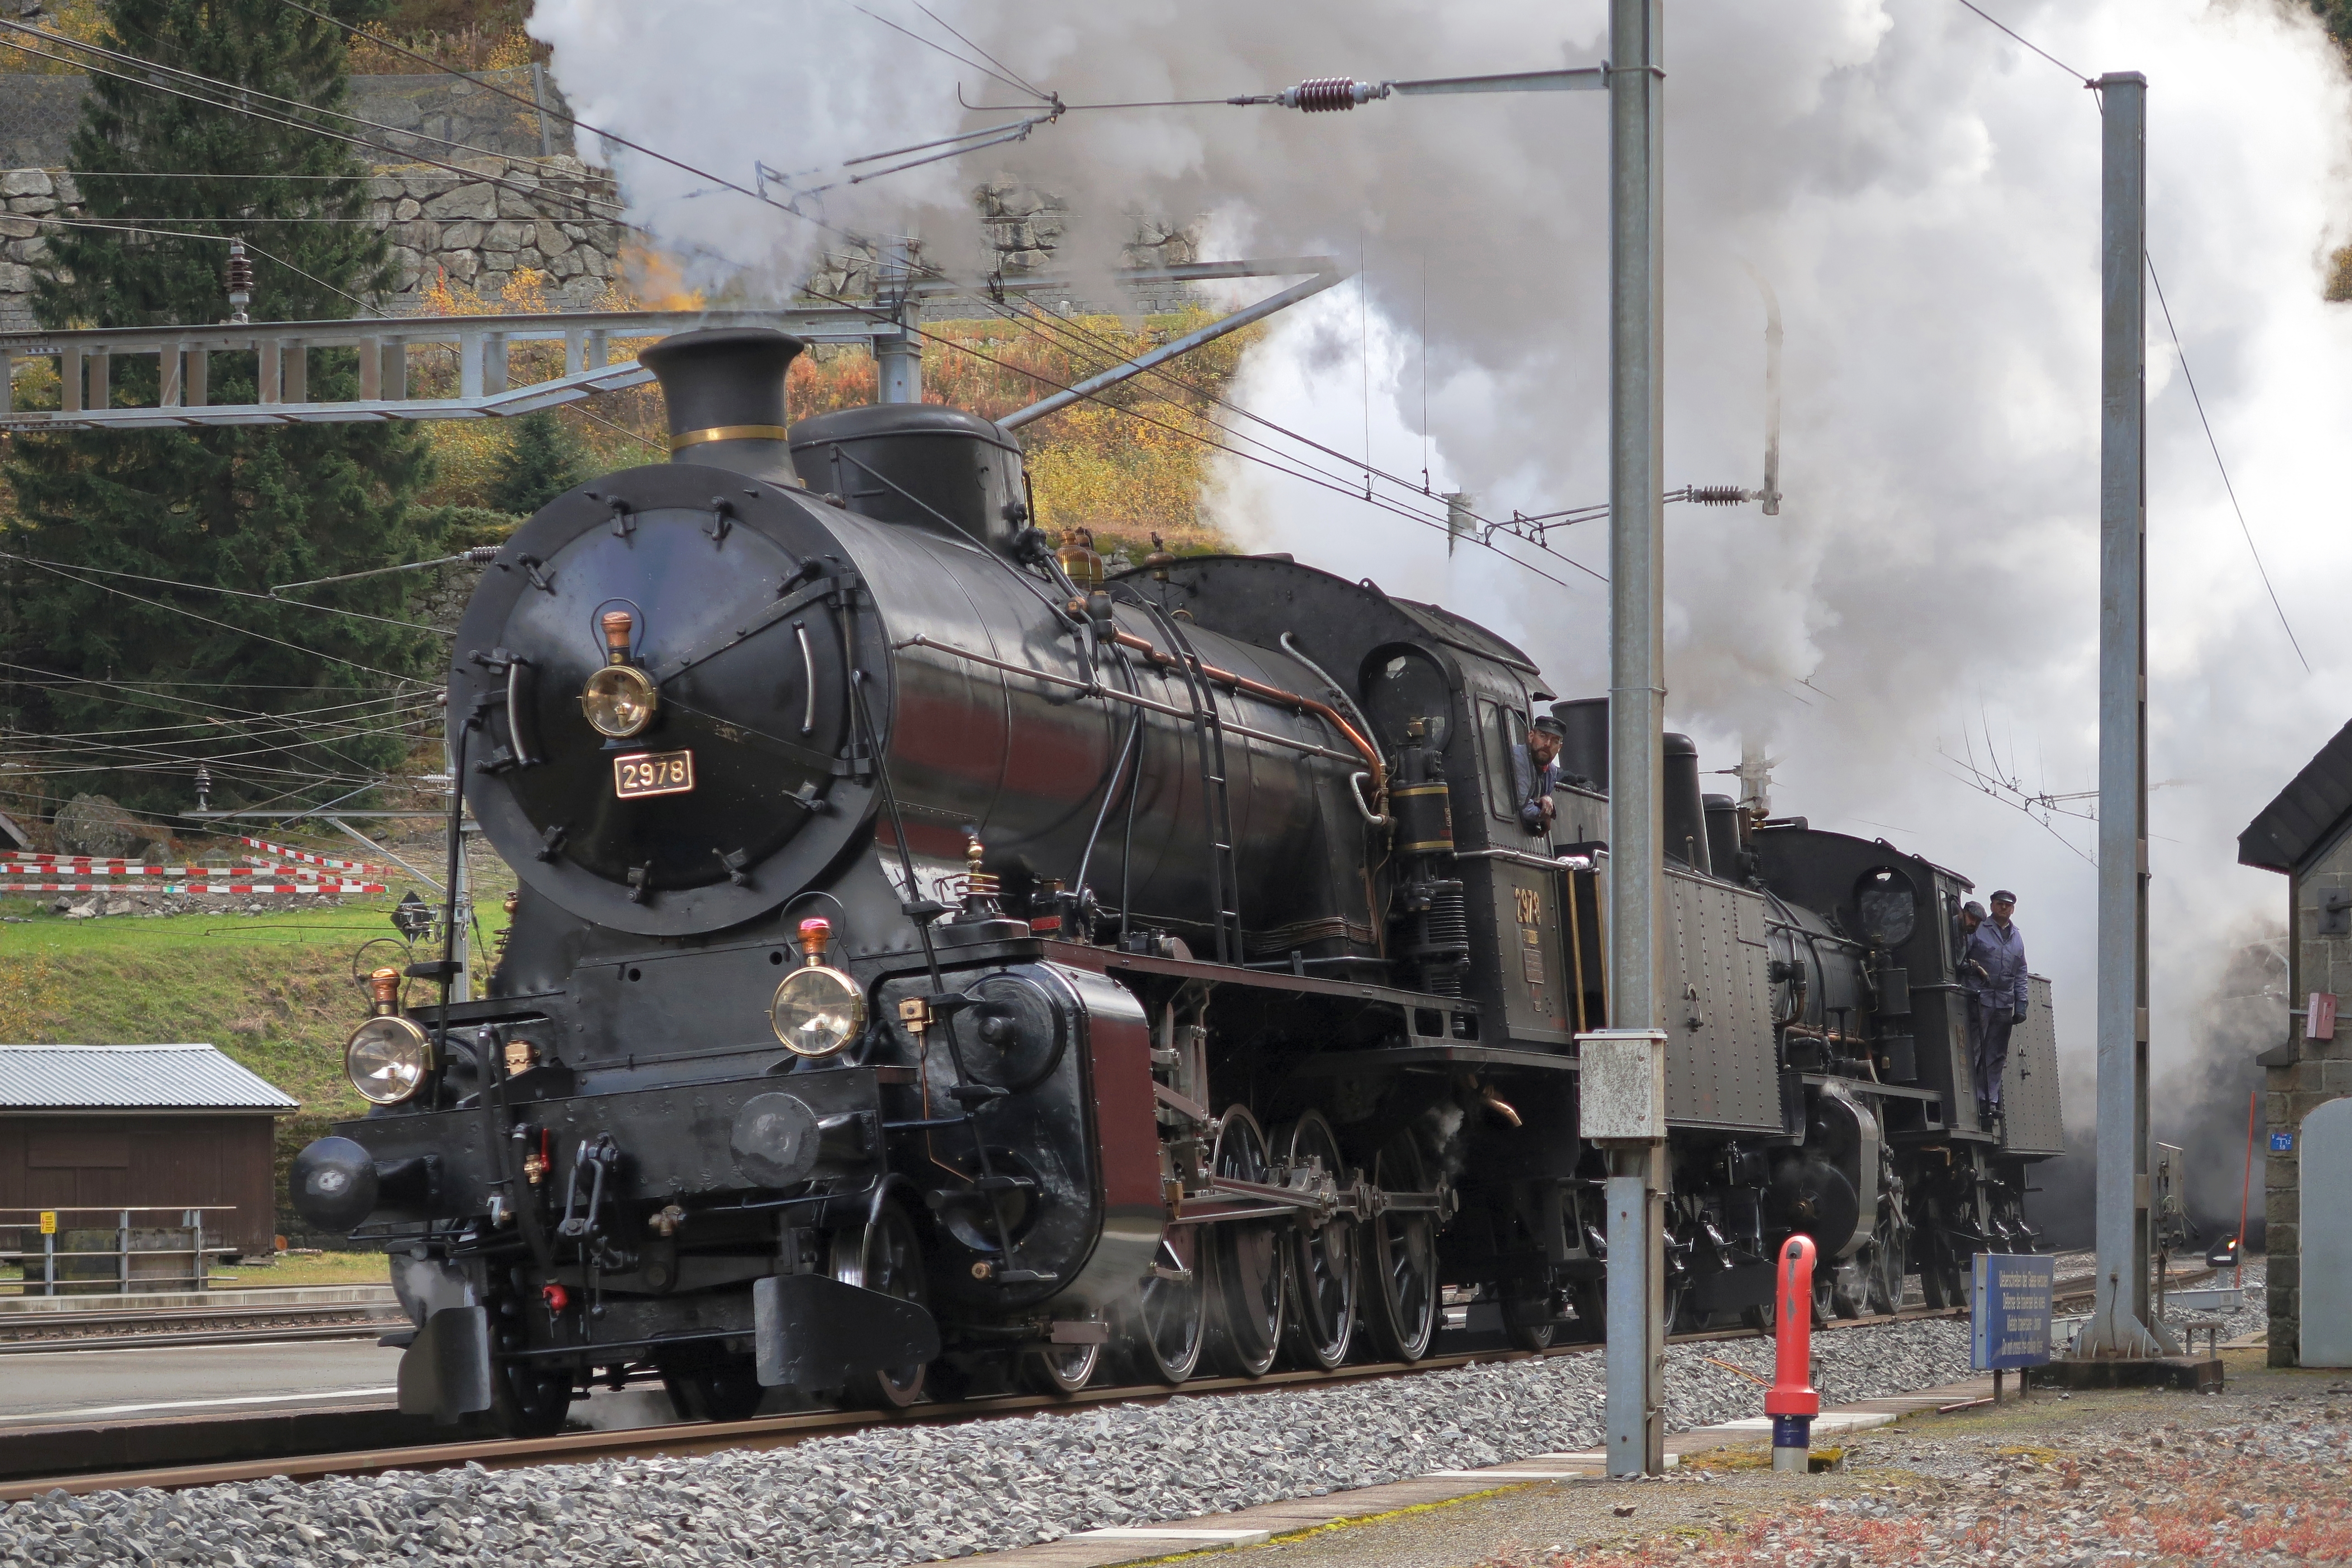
[0,1045,298,1111]
[2240,717,2352,875]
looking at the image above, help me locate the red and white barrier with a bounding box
[3,862,360,878]
[4,838,387,875]
[236,836,386,873]
[1,881,385,894]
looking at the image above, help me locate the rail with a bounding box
[0,1208,234,1297]
[0,1299,1977,1500]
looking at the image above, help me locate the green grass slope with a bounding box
[0,892,511,1209]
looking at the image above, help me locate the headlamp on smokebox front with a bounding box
[770,919,865,1056]
[346,1015,433,1104]
[581,607,658,739]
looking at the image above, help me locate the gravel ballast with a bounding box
[0,1316,1981,1566]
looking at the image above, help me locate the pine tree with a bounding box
[1,0,445,817]
[488,412,591,515]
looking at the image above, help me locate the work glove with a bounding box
[2011,1004,2028,1026]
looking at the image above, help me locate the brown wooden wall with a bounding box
[0,1115,278,1257]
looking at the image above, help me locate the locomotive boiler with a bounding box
[289,327,2061,1433]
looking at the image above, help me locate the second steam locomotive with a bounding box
[292,327,2060,1432]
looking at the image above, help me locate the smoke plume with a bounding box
[531,0,2352,1212]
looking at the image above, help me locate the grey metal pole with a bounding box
[2079,71,2177,1361]
[875,238,922,405]
[454,824,473,1004]
[1605,0,1669,1476]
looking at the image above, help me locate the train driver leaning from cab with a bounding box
[1516,714,1565,834]
[1960,890,2028,1126]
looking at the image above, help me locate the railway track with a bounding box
[0,1303,1971,1503]
[0,1302,404,1353]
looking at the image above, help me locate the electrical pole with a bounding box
[875,237,922,405]
[2078,71,2177,1362]
[1602,0,1669,1476]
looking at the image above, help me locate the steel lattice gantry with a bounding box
[0,257,1342,433]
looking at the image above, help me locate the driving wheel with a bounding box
[1203,1106,1285,1378]
[1129,1227,1204,1385]
[1361,1130,1438,1363]
[1021,1341,1101,1396]
[1275,1112,1357,1371]
[829,1199,930,1409]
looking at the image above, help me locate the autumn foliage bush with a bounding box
[407,257,1244,557]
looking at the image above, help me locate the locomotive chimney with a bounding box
[1663,734,1713,876]
[638,327,808,483]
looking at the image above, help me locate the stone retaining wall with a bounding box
[0,157,626,328]
[0,69,574,169]
[366,157,621,305]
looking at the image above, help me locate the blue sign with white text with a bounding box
[2272,1132,2295,1152]
[1971,1252,2055,1371]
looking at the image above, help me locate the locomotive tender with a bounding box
[290,328,2062,1433]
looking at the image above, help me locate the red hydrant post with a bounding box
[1764,1234,1819,1472]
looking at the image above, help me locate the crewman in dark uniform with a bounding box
[1515,714,1564,834]
[1960,890,2028,1125]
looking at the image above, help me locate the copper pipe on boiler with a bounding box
[1106,630,1389,815]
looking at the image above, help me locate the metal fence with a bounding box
[0,1207,234,1296]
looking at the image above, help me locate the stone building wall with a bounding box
[2267,829,2352,1365]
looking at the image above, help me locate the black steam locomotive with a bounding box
[290,328,2061,1434]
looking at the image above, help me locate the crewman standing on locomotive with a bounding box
[1961,890,2028,1123]
[1516,714,1565,833]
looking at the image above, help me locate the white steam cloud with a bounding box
[532,0,2352,1195]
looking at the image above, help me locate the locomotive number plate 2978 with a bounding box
[613,749,695,799]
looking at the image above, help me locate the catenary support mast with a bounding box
[2079,70,2177,1361]
[1603,0,1669,1476]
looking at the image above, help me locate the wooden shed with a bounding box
[0,1045,298,1259]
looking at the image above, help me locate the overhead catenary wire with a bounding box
[1948,0,2311,676]
[46,4,1608,590]
[1950,0,2094,86]
[2143,253,2309,673]
[0,551,452,636]
[1,554,422,682]
[1,211,378,312]
[259,0,1617,577]
[848,3,1048,106]
[0,27,636,240]
[901,0,1051,103]
[0,16,626,216]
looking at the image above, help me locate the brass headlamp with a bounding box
[770,917,866,1057]
[581,608,658,739]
